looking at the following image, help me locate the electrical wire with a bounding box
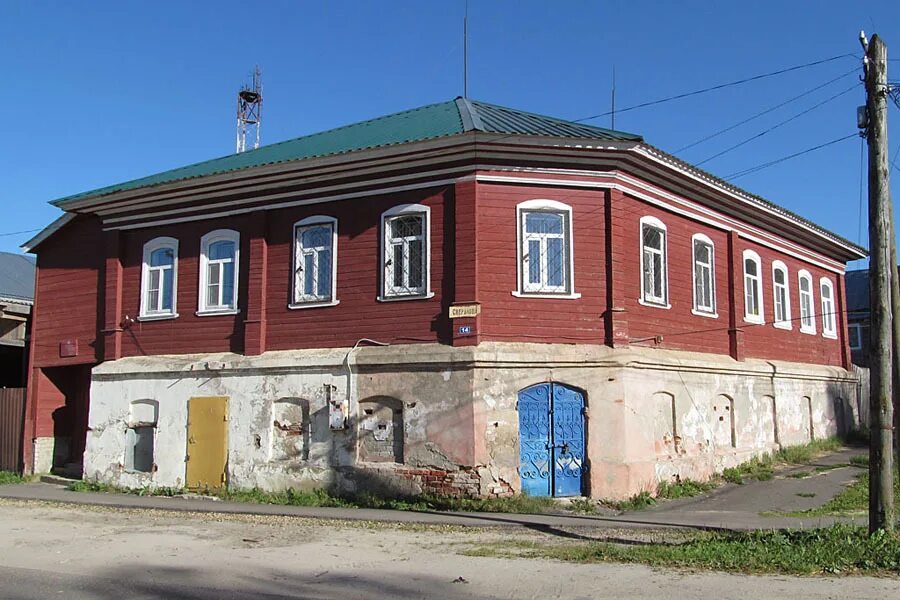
[725,133,858,180]
[574,53,856,122]
[675,66,860,154]
[0,228,41,238]
[695,83,860,166]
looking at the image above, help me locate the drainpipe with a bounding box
[339,339,390,433]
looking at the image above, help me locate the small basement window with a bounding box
[125,426,155,473]
[125,400,158,473]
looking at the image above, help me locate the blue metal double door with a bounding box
[517,383,585,497]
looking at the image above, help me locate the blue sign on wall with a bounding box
[458,325,472,335]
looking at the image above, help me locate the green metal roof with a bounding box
[52,98,642,206]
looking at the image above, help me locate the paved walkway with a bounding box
[0,447,867,532]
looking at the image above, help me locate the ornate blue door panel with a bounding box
[517,383,585,497]
[551,384,585,497]
[517,384,552,497]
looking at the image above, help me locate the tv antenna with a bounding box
[236,66,262,153]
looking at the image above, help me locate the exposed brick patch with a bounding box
[395,465,512,498]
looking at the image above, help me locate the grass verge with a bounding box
[0,471,25,485]
[783,470,900,517]
[462,525,900,575]
[66,480,557,514]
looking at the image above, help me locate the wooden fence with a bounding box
[0,388,26,473]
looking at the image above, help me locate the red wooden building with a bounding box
[23,99,864,498]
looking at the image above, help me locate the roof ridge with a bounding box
[468,98,636,138]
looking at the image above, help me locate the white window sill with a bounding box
[743,315,764,325]
[639,298,671,310]
[511,291,582,300]
[195,308,240,317]
[823,331,838,339]
[288,299,340,310]
[691,308,718,319]
[773,321,793,330]
[137,313,179,322]
[377,291,435,303]
[800,326,817,335]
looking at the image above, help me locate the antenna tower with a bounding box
[236,66,262,153]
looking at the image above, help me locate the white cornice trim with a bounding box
[632,145,864,259]
[104,178,460,231]
[473,173,846,274]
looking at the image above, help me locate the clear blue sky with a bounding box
[3,1,899,268]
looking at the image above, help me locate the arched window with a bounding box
[125,400,158,473]
[139,237,178,320]
[691,233,716,316]
[820,277,837,338]
[742,250,763,323]
[198,229,240,314]
[358,397,404,463]
[712,395,736,449]
[640,216,669,307]
[379,204,432,300]
[798,270,816,334]
[771,261,791,329]
[514,199,577,297]
[291,216,338,308]
[653,392,678,455]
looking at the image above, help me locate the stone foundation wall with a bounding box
[82,342,859,501]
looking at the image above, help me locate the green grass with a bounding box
[718,437,843,486]
[774,437,842,464]
[66,480,558,514]
[463,525,900,575]
[850,455,869,467]
[602,491,657,512]
[656,478,716,499]
[787,471,812,479]
[786,470,900,517]
[0,471,25,485]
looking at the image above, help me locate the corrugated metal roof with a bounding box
[463,98,641,141]
[0,252,36,303]
[52,98,642,207]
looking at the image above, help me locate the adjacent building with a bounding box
[23,99,865,498]
[0,252,35,387]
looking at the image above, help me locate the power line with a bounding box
[725,133,858,180]
[574,53,856,122]
[0,228,41,238]
[675,66,860,154]
[695,83,859,166]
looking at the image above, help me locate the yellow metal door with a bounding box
[185,396,228,491]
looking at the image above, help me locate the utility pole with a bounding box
[861,31,895,533]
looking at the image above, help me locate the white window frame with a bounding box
[378,204,434,302]
[197,229,240,316]
[513,199,580,299]
[771,260,792,330]
[691,233,716,317]
[742,249,764,324]
[848,322,863,350]
[798,269,816,334]
[639,216,670,308]
[820,277,837,338]
[290,216,339,309]
[138,236,179,321]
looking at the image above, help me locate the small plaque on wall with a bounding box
[449,303,481,319]
[59,340,78,358]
